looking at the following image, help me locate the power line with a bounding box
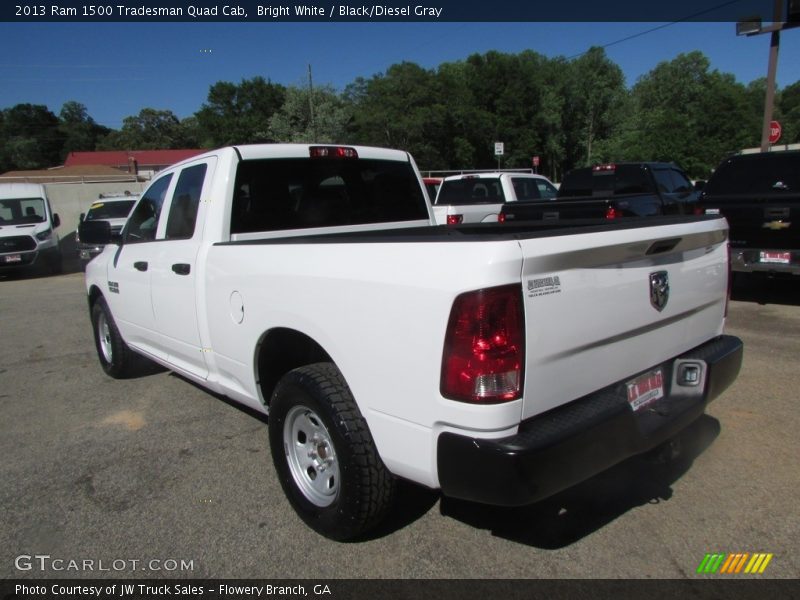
[566,0,746,60]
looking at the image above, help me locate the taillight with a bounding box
[605,206,619,219]
[497,213,506,223]
[441,284,525,403]
[447,214,464,225]
[309,146,358,159]
[693,206,704,216]
[593,164,616,172]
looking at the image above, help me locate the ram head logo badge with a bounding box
[650,271,669,312]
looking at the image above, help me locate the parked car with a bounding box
[698,150,800,278]
[0,182,62,275]
[76,193,138,268]
[433,172,558,224]
[501,162,700,223]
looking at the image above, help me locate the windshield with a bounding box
[436,178,505,205]
[0,198,46,225]
[86,200,136,221]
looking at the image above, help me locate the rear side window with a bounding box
[125,174,173,243]
[231,158,428,234]
[436,178,505,205]
[512,177,558,201]
[705,153,800,195]
[165,164,207,240]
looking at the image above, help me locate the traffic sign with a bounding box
[532,156,540,167]
[494,142,504,156]
[769,120,782,144]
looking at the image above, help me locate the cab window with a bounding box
[125,175,173,243]
[165,164,207,240]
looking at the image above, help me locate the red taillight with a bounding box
[693,206,704,215]
[309,146,358,159]
[441,284,525,403]
[497,213,506,223]
[605,206,619,219]
[446,214,464,225]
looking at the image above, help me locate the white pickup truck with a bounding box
[80,144,743,540]
[432,171,558,224]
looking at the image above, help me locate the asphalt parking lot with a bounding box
[1,270,798,580]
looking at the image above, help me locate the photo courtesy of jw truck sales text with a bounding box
[77,143,743,540]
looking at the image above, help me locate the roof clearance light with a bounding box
[593,164,616,172]
[309,146,358,159]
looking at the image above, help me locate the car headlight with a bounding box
[36,228,52,241]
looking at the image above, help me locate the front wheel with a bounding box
[91,297,137,378]
[268,363,396,541]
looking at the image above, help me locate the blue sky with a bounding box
[1,21,799,130]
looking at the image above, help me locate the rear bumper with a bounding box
[437,334,743,506]
[731,248,800,275]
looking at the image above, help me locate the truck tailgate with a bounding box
[517,217,728,420]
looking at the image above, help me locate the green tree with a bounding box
[563,47,627,168]
[195,77,286,146]
[269,83,351,143]
[345,62,448,169]
[608,51,759,178]
[59,101,110,157]
[778,80,800,144]
[0,103,65,170]
[98,108,191,150]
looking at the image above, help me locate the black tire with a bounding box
[268,363,396,541]
[91,297,137,379]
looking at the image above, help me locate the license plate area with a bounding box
[626,369,664,412]
[759,251,791,264]
[3,254,22,264]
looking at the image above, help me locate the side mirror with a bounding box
[79,212,85,222]
[694,180,706,192]
[78,220,116,245]
[52,213,61,228]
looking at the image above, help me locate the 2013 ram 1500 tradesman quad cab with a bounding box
[80,144,743,540]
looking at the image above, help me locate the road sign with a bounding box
[532,156,540,167]
[769,120,782,144]
[494,142,504,156]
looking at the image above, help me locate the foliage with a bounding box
[195,77,286,146]
[0,50,797,179]
[269,83,351,143]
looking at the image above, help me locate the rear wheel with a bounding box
[268,363,396,541]
[91,297,137,378]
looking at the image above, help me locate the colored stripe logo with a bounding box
[696,553,773,574]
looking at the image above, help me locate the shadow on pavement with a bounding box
[439,414,721,549]
[731,273,800,307]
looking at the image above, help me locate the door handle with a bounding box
[133,261,148,272]
[172,263,191,276]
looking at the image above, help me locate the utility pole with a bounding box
[308,64,316,142]
[736,1,800,151]
[760,0,783,151]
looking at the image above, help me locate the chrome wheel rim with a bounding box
[97,312,113,364]
[283,405,340,507]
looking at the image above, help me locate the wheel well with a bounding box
[256,328,332,407]
[87,285,103,312]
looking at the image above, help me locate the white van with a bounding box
[0,183,62,274]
